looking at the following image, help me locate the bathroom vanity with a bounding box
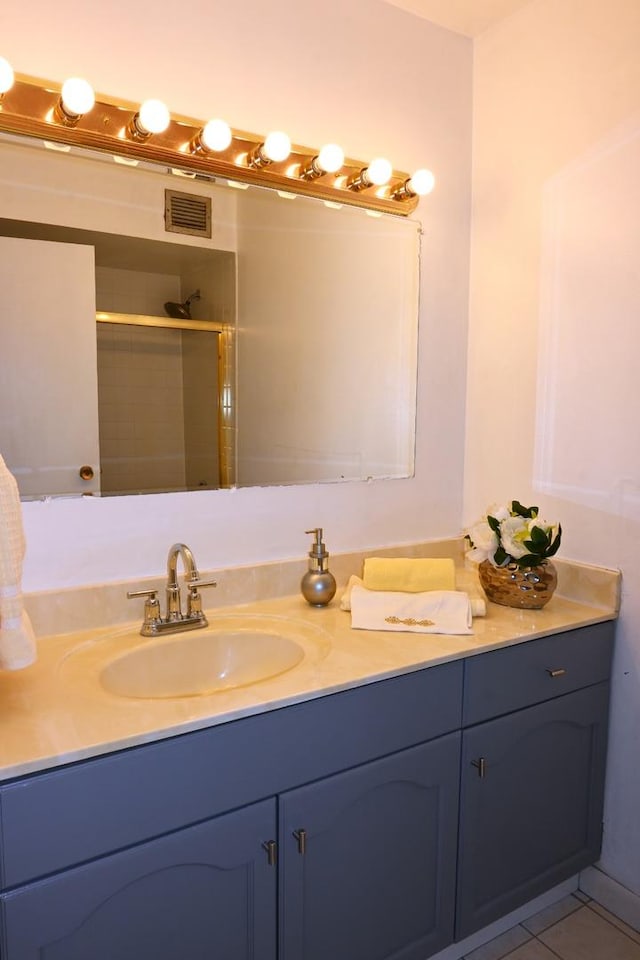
[0,607,614,960]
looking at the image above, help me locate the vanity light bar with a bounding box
[0,70,431,216]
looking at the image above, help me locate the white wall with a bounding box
[2,0,472,589]
[235,189,419,485]
[466,0,640,897]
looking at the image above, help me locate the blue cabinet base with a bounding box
[0,621,614,960]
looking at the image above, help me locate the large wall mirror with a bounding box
[0,132,421,500]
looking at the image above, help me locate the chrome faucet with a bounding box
[127,542,217,636]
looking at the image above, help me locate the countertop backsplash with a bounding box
[25,537,471,638]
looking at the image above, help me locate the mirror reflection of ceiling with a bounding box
[380,0,533,36]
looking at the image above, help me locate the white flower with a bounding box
[487,503,511,522]
[466,519,498,564]
[499,516,531,559]
[465,501,561,567]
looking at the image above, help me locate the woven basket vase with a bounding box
[478,559,557,610]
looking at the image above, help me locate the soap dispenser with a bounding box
[301,528,337,607]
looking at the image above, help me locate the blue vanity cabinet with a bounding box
[0,798,277,960]
[0,660,463,960]
[455,621,614,941]
[279,733,461,960]
[0,623,615,960]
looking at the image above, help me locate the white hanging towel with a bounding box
[0,454,37,670]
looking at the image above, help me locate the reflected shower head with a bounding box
[164,289,201,320]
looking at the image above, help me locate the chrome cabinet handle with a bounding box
[546,668,567,678]
[293,828,307,855]
[471,757,486,779]
[262,840,277,866]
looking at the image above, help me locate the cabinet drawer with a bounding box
[462,621,614,726]
[0,660,462,889]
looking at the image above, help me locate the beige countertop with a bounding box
[0,566,619,783]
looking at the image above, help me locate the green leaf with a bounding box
[511,500,538,519]
[516,553,543,567]
[494,546,508,566]
[546,526,562,557]
[529,525,550,547]
[487,515,501,534]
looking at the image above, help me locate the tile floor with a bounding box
[463,893,640,960]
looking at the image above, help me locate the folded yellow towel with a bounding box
[362,557,456,593]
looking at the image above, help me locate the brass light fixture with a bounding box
[0,64,433,216]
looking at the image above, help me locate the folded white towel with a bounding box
[340,574,363,611]
[0,454,37,670]
[350,583,474,635]
[341,575,486,619]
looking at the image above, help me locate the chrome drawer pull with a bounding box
[546,668,567,678]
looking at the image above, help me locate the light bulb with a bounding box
[301,143,345,180]
[0,56,14,95]
[60,77,95,117]
[200,118,232,152]
[263,131,291,162]
[365,157,392,187]
[316,143,344,174]
[408,168,435,196]
[137,99,170,135]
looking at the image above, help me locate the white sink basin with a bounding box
[59,613,331,700]
[101,629,305,699]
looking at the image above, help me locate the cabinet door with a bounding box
[0,798,276,960]
[280,733,460,960]
[456,683,610,940]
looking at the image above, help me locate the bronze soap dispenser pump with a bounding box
[301,528,337,607]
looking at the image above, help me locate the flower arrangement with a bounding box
[466,501,562,568]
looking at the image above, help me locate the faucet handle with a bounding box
[189,578,217,589]
[187,578,217,617]
[127,588,161,633]
[127,589,159,600]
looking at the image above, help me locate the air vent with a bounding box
[165,189,212,238]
